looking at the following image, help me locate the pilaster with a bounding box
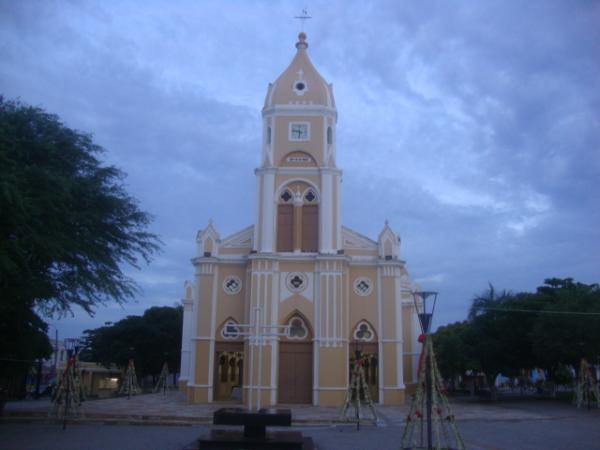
[315,257,347,405]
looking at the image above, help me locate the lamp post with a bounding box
[411,290,439,450]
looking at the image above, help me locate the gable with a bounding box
[342,226,378,251]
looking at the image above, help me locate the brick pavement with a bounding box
[3,391,588,426]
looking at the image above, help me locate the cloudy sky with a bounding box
[1,1,598,339]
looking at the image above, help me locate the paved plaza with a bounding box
[2,392,600,449]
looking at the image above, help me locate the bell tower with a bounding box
[254,32,341,255]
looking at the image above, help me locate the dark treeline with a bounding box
[81,305,183,379]
[433,278,600,399]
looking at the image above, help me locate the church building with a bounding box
[178,32,423,406]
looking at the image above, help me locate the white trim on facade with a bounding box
[207,265,219,402]
[262,104,337,118]
[188,278,200,385]
[394,274,405,389]
[377,267,384,404]
[313,260,321,405]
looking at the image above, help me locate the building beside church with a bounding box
[178,32,423,406]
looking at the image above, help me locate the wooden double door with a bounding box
[278,342,312,404]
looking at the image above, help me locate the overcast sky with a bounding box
[1,1,599,340]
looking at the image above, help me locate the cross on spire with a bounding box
[294,7,312,32]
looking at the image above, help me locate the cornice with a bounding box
[262,104,337,118]
[377,258,407,266]
[255,167,343,176]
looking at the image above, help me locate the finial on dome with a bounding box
[296,32,308,50]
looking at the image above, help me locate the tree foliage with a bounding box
[0,300,52,396]
[530,279,600,369]
[433,278,600,399]
[0,97,161,317]
[433,321,471,382]
[81,306,183,378]
[0,97,160,394]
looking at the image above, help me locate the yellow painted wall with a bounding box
[216,265,248,327]
[279,295,314,327]
[197,274,214,335]
[274,116,324,166]
[348,267,378,334]
[382,344,397,386]
[194,341,210,385]
[319,346,347,387]
[383,389,405,404]
[319,390,345,406]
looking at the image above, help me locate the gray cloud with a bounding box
[1,1,598,337]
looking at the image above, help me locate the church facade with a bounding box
[178,33,422,406]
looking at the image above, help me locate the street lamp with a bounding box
[411,290,439,450]
[412,291,438,335]
[64,338,78,359]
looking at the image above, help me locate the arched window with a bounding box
[277,190,293,252]
[287,316,309,340]
[277,183,319,253]
[267,127,271,145]
[327,126,332,145]
[384,239,393,259]
[221,319,241,340]
[353,320,375,342]
[203,238,213,257]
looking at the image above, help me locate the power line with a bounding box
[478,307,600,317]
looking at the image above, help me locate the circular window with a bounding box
[286,272,308,293]
[223,276,242,295]
[293,80,308,96]
[353,277,373,296]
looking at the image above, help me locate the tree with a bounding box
[433,321,471,390]
[0,97,160,394]
[457,279,599,400]
[531,278,600,371]
[82,306,183,380]
[0,300,52,397]
[465,285,537,400]
[0,97,160,317]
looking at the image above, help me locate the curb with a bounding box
[1,412,348,427]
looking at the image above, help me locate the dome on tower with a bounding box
[264,33,336,109]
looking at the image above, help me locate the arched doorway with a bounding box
[350,320,379,403]
[213,319,244,402]
[278,314,313,404]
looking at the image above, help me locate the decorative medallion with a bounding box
[223,276,242,295]
[286,272,308,293]
[353,277,373,296]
